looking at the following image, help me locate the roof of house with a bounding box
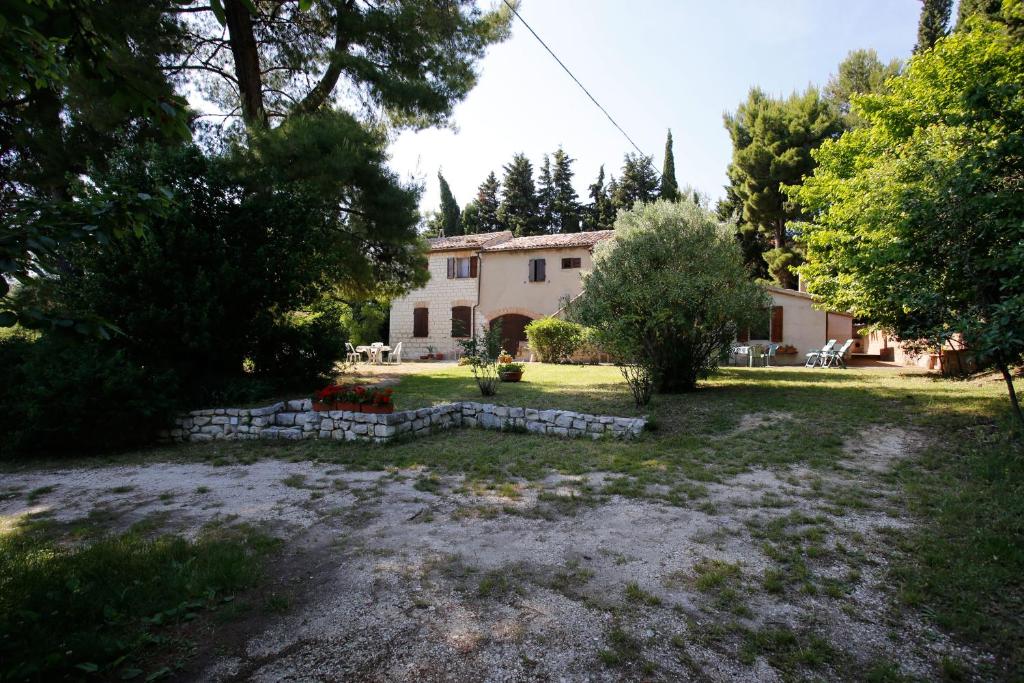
[480,230,616,252]
[427,231,513,252]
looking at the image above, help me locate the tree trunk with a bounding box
[774,218,785,250]
[224,0,267,131]
[997,362,1024,432]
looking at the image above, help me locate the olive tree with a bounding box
[571,200,769,396]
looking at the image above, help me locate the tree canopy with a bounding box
[498,153,540,236]
[659,130,679,201]
[793,16,1024,427]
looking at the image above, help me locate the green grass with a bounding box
[0,519,279,681]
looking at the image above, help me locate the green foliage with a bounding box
[474,172,503,232]
[537,154,554,231]
[0,523,275,681]
[611,153,659,212]
[824,49,902,128]
[659,129,679,201]
[498,153,540,236]
[723,87,842,288]
[915,0,953,52]
[459,323,504,396]
[550,148,581,233]
[956,0,1004,28]
[338,300,389,347]
[438,171,462,236]
[792,16,1024,425]
[0,334,180,458]
[571,200,769,393]
[587,165,616,230]
[524,318,586,363]
[461,200,482,234]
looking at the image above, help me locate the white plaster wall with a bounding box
[745,291,851,365]
[478,247,593,321]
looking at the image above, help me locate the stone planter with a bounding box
[500,371,523,382]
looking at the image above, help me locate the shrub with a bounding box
[571,200,769,394]
[459,323,503,396]
[0,334,181,458]
[524,317,585,363]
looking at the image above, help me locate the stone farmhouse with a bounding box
[389,230,615,359]
[389,229,859,365]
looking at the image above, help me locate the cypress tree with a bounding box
[915,0,952,52]
[587,165,615,230]
[659,129,679,201]
[550,148,581,232]
[437,171,462,236]
[475,171,502,232]
[498,153,540,236]
[537,154,554,233]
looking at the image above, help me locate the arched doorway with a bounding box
[491,314,533,357]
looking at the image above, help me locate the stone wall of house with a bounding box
[162,400,645,444]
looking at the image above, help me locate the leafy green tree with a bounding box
[571,200,768,394]
[550,148,581,232]
[715,187,769,281]
[915,0,953,52]
[498,153,540,236]
[825,49,902,127]
[611,153,659,212]
[793,17,1024,428]
[176,0,513,133]
[536,154,554,232]
[723,86,842,288]
[438,171,462,236]
[956,0,1003,27]
[586,165,615,230]
[475,171,502,232]
[659,130,679,201]
[461,200,482,234]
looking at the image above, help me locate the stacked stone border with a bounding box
[162,400,645,444]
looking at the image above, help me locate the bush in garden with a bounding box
[459,322,503,396]
[524,317,586,363]
[571,200,769,395]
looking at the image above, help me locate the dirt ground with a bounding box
[0,422,989,682]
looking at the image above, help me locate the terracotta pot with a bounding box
[338,402,359,412]
[434,353,445,360]
[500,371,523,382]
[312,401,330,412]
[419,354,430,360]
[361,404,394,414]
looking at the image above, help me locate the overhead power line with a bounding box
[500,0,656,166]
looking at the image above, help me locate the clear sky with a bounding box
[387,0,921,216]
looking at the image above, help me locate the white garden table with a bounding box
[356,345,391,364]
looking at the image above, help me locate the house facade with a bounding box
[389,230,614,358]
[738,286,855,365]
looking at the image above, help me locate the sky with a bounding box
[387,0,921,216]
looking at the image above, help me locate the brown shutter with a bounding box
[447,257,455,279]
[413,307,428,337]
[469,256,478,278]
[737,327,749,343]
[770,306,784,342]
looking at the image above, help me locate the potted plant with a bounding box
[498,350,513,364]
[434,352,445,360]
[777,344,798,355]
[313,384,362,412]
[361,387,395,413]
[499,362,524,382]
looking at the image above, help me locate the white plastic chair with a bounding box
[805,340,837,368]
[763,343,779,367]
[822,339,855,369]
[345,342,361,364]
[384,342,402,365]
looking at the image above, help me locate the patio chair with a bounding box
[384,342,402,365]
[821,338,855,369]
[763,343,780,367]
[805,340,837,368]
[345,342,361,364]
[747,344,764,367]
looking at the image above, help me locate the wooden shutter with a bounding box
[528,259,536,282]
[770,306,784,342]
[451,306,471,337]
[447,257,455,279]
[413,307,428,337]
[737,327,749,343]
[469,256,478,278]
[536,258,546,281]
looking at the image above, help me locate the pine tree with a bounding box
[536,154,554,233]
[498,153,540,236]
[461,201,482,234]
[475,172,502,232]
[438,171,462,236]
[955,0,1002,28]
[824,49,902,127]
[586,165,615,230]
[612,153,659,212]
[659,130,679,201]
[915,0,952,52]
[550,148,581,232]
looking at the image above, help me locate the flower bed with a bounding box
[312,384,394,413]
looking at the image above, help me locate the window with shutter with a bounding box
[451,306,471,337]
[446,258,455,279]
[770,306,784,342]
[561,257,581,269]
[529,258,546,282]
[469,256,478,278]
[413,307,428,338]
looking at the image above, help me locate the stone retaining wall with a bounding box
[163,399,645,444]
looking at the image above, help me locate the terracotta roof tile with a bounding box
[481,230,616,252]
[427,231,513,252]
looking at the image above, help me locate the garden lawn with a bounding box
[1,364,1021,680]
